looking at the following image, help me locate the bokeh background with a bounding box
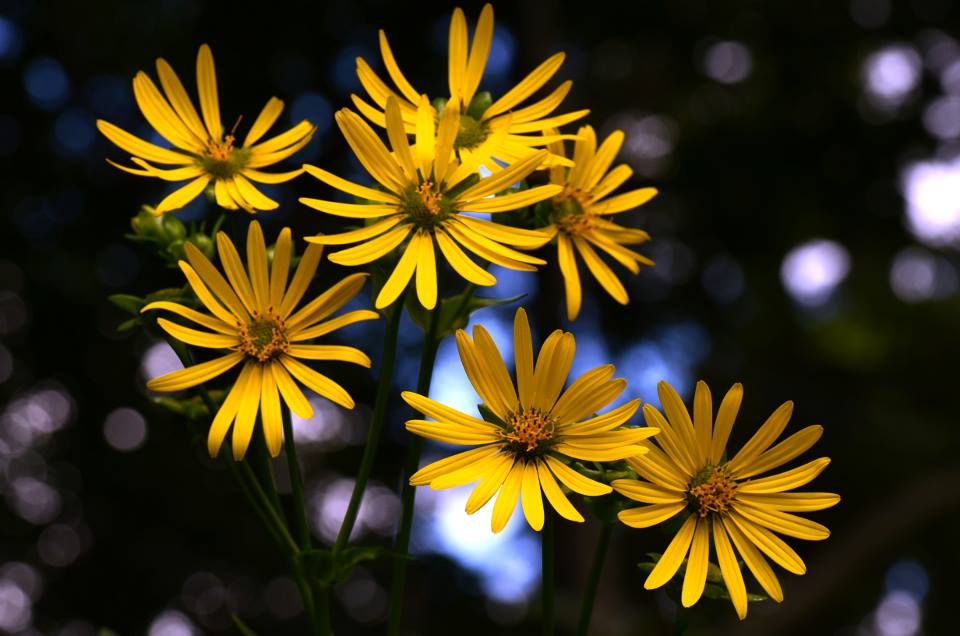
[2,0,959,634]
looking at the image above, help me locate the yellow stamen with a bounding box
[503,407,555,452]
[237,307,289,362]
[688,465,738,517]
[417,181,441,216]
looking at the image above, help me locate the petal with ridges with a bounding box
[643,513,697,588]
[147,352,244,393]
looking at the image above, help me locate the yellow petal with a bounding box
[286,272,369,332]
[269,362,314,420]
[195,44,221,139]
[737,458,831,494]
[557,234,582,321]
[269,228,292,309]
[692,380,713,466]
[713,520,748,619]
[244,97,285,148]
[722,517,784,602]
[231,362,262,460]
[279,355,355,409]
[520,461,545,531]
[155,57,208,142]
[306,217,402,246]
[483,52,566,120]
[611,479,685,504]
[435,228,496,287]
[154,175,211,215]
[246,221,270,310]
[727,401,794,476]
[729,512,807,574]
[736,491,840,513]
[302,164,400,203]
[157,317,237,349]
[710,383,743,463]
[97,119,193,165]
[260,365,283,457]
[207,362,254,457]
[415,230,438,309]
[536,460,584,522]
[594,187,658,214]
[141,300,233,335]
[327,225,411,267]
[573,236,628,304]
[410,446,499,486]
[375,233,420,309]
[513,308,535,408]
[544,456,610,496]
[447,7,468,99]
[459,184,563,213]
[738,425,823,480]
[289,310,380,342]
[461,3,493,105]
[643,513,696,589]
[215,232,257,315]
[464,454,515,513]
[732,502,830,541]
[681,519,710,607]
[378,30,420,104]
[146,352,244,393]
[280,244,323,318]
[491,461,523,533]
[414,95,436,177]
[288,344,371,368]
[385,96,419,181]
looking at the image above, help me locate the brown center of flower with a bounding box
[503,407,555,453]
[688,465,738,517]
[400,181,452,227]
[553,186,596,236]
[238,308,289,362]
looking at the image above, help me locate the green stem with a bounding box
[283,406,333,635]
[386,303,442,636]
[333,298,404,553]
[542,510,556,636]
[282,407,313,550]
[576,522,613,636]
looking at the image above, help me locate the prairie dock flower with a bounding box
[402,307,659,533]
[301,96,561,310]
[143,221,378,459]
[539,126,657,320]
[613,380,839,619]
[353,4,588,167]
[97,44,317,215]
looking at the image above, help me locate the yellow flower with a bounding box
[539,126,657,320]
[97,44,317,215]
[612,380,839,619]
[142,221,378,459]
[352,4,587,168]
[301,96,561,310]
[402,307,659,533]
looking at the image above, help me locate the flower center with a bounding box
[552,186,597,236]
[455,114,489,150]
[200,134,250,179]
[400,181,451,227]
[687,465,738,518]
[238,308,288,362]
[502,407,555,453]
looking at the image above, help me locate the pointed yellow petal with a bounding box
[536,460,584,522]
[643,513,696,588]
[195,44,221,139]
[231,362,262,460]
[713,520,748,619]
[146,352,244,393]
[207,362,254,457]
[491,461,523,533]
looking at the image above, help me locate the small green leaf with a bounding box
[108,294,146,315]
[117,318,141,332]
[410,290,526,338]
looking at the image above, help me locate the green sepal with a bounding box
[407,290,526,339]
[466,91,493,119]
[477,403,508,428]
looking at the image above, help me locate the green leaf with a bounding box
[409,290,526,339]
[230,614,260,636]
[467,91,493,119]
[299,546,398,584]
[117,318,141,332]
[108,294,146,315]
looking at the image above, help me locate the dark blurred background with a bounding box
[2,0,959,634]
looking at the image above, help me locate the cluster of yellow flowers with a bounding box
[100,3,837,622]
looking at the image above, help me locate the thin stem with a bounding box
[333,298,404,553]
[542,510,556,636]
[282,407,313,550]
[386,304,441,636]
[577,522,613,636]
[283,405,333,635]
[238,459,299,555]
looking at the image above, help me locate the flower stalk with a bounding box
[577,522,613,636]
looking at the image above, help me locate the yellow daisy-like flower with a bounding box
[353,3,587,168]
[402,307,659,533]
[612,380,839,619]
[539,126,658,320]
[142,220,378,459]
[301,96,561,310]
[97,44,317,215]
